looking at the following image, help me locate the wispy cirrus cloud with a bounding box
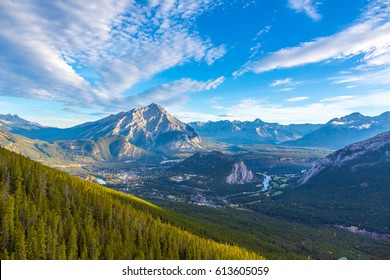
[205,45,227,65]
[0,0,225,110]
[288,0,322,21]
[330,66,390,87]
[285,96,309,102]
[234,0,390,78]
[121,76,225,109]
[276,87,295,92]
[320,96,354,102]
[270,78,300,87]
[212,91,390,124]
[270,78,301,92]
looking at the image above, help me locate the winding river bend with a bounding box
[261,174,271,192]
[218,173,272,202]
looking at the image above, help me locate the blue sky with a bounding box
[0,0,390,127]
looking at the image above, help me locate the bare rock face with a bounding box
[298,130,390,185]
[175,151,256,185]
[225,161,254,185]
[62,103,202,153]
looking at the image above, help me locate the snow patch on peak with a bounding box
[357,123,371,129]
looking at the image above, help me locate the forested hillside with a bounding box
[0,147,263,260]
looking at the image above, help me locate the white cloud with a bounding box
[205,45,227,65]
[249,25,272,59]
[256,25,272,37]
[113,76,225,109]
[204,76,225,90]
[249,42,263,59]
[332,77,361,84]
[234,0,390,77]
[0,0,226,109]
[270,78,292,87]
[270,78,300,87]
[320,96,354,102]
[288,0,321,21]
[276,87,295,92]
[270,78,301,91]
[285,96,309,102]
[199,91,390,124]
[331,66,390,86]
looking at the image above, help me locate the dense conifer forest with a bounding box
[0,147,263,260]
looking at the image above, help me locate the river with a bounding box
[261,174,271,192]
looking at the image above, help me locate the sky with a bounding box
[0,0,390,127]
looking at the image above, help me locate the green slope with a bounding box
[153,200,390,260]
[0,147,263,260]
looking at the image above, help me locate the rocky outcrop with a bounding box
[175,151,256,184]
[225,161,254,185]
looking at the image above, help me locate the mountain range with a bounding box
[284,112,390,149]
[190,119,321,144]
[2,104,202,157]
[1,105,389,152]
[0,113,42,131]
[191,112,390,149]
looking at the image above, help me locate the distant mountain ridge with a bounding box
[6,104,202,155]
[284,112,390,149]
[2,107,390,152]
[298,129,390,186]
[189,119,322,144]
[0,113,42,130]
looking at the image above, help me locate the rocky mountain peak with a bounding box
[147,103,166,112]
[72,103,202,153]
[0,113,42,129]
[328,112,363,125]
[345,112,364,119]
[253,118,264,124]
